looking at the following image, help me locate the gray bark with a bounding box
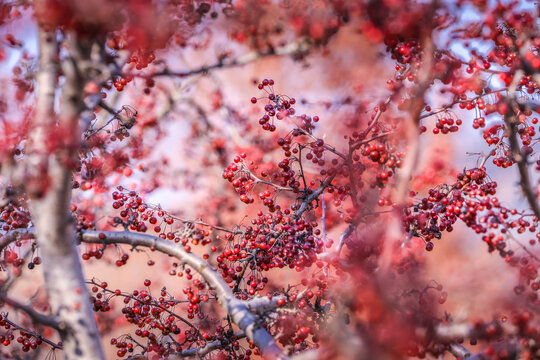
[25,27,105,360]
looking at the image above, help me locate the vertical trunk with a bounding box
[27,26,105,360]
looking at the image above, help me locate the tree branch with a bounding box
[504,69,540,218]
[294,173,337,219]
[0,314,62,350]
[394,36,434,206]
[0,229,34,253]
[0,292,60,330]
[81,230,287,360]
[171,331,246,358]
[150,39,310,78]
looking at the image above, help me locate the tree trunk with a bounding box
[26,26,105,360]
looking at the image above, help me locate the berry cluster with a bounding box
[112,76,130,92]
[111,188,167,233]
[274,313,317,350]
[359,142,403,188]
[405,164,539,288]
[385,39,424,67]
[91,279,195,358]
[431,117,462,134]
[127,50,157,71]
[483,124,503,145]
[0,313,60,355]
[216,210,324,289]
[88,274,261,359]
[222,154,256,204]
[0,203,30,231]
[108,188,214,257]
[472,116,486,130]
[404,168,492,250]
[252,79,297,132]
[518,74,539,94]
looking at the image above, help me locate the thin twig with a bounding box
[0,314,62,350]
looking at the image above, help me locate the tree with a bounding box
[0,0,538,359]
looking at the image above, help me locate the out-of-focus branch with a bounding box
[0,229,34,253]
[81,230,287,360]
[151,39,310,78]
[380,32,437,273]
[504,69,540,218]
[432,322,473,340]
[394,36,434,206]
[364,66,409,136]
[316,252,353,270]
[0,292,60,330]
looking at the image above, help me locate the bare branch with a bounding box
[0,229,34,253]
[335,224,355,256]
[143,204,242,235]
[316,252,353,270]
[296,128,347,159]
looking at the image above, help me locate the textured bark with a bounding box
[26,27,105,360]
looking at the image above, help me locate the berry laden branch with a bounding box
[1,2,540,360]
[0,314,62,351]
[80,230,287,360]
[504,69,540,219]
[394,35,435,207]
[2,223,325,359]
